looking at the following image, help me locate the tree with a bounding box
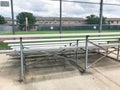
[0,15,6,24]
[16,12,36,30]
[86,14,106,24]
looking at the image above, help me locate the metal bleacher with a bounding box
[0,32,120,81]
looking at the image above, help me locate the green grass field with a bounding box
[0,42,10,50]
[2,29,120,35]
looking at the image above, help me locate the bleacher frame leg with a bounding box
[117,38,120,60]
[84,35,89,71]
[69,43,72,58]
[19,37,24,81]
[76,40,79,64]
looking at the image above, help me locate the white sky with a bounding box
[0,0,120,18]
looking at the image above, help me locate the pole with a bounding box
[25,17,28,32]
[60,0,62,38]
[10,0,15,35]
[99,0,103,33]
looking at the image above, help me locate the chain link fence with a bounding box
[0,25,12,34]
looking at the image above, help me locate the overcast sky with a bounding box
[0,0,120,18]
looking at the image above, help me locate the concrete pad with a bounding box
[0,54,120,90]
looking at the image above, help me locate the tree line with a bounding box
[0,12,107,30]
